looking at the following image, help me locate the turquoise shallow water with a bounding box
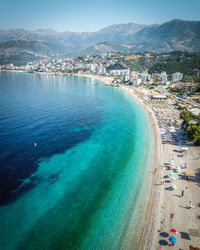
[0,72,153,250]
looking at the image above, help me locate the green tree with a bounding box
[179,91,184,96]
[186,125,200,145]
[180,111,191,125]
[197,82,200,92]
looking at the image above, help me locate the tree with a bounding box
[179,91,184,96]
[197,82,200,92]
[180,111,191,125]
[186,125,200,145]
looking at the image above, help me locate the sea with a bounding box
[0,72,153,250]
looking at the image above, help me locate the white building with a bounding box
[97,67,106,75]
[124,75,130,81]
[158,71,168,81]
[88,64,96,72]
[141,71,150,83]
[133,78,142,85]
[130,71,139,77]
[110,69,130,76]
[172,72,183,82]
[6,64,14,70]
[152,94,167,99]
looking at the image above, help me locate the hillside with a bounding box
[0,39,61,66]
[0,23,146,53]
[0,19,200,64]
[119,51,200,74]
[71,42,133,56]
[132,19,200,52]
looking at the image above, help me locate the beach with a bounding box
[121,85,200,249]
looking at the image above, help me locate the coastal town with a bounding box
[1,0,200,249]
[1,51,200,110]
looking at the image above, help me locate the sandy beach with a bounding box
[122,85,200,250]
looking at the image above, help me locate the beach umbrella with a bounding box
[171,177,176,181]
[169,236,177,243]
[170,229,177,234]
[169,173,174,176]
[172,184,177,189]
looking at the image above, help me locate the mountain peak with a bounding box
[33,28,57,33]
[0,18,200,60]
[169,18,199,24]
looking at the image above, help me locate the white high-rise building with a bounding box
[88,64,96,72]
[133,78,142,85]
[141,71,150,83]
[157,71,168,81]
[97,67,106,75]
[172,72,183,82]
[109,69,130,76]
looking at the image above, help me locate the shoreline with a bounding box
[0,70,114,81]
[121,85,200,249]
[121,86,162,250]
[0,70,116,86]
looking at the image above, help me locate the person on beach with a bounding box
[187,201,195,209]
[181,189,184,197]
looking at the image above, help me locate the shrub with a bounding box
[186,125,200,145]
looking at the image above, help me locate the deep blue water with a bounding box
[0,72,104,204]
[0,72,153,250]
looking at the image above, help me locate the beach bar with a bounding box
[185,170,195,177]
[185,170,195,181]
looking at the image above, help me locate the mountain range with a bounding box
[0,19,200,65]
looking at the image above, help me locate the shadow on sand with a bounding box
[180,232,191,240]
[160,232,169,237]
[159,240,168,246]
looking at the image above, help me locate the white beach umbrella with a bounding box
[172,184,177,189]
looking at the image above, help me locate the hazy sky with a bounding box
[0,0,200,32]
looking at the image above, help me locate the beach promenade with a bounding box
[122,85,200,250]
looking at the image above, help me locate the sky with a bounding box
[0,0,200,32]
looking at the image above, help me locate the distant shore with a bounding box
[0,70,117,86]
